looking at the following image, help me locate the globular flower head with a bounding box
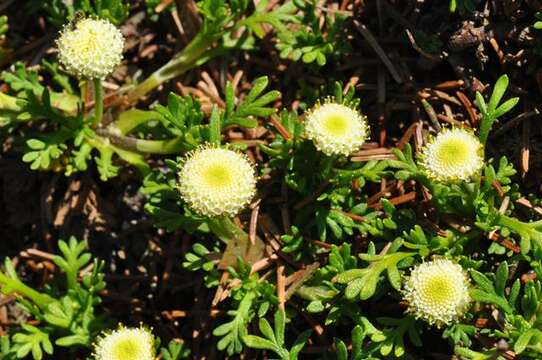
[419,128,484,183]
[403,259,471,328]
[56,18,124,79]
[94,326,155,360]
[304,100,369,156]
[178,146,257,218]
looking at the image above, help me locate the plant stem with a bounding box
[111,109,160,135]
[0,273,55,309]
[95,129,189,154]
[85,134,150,176]
[66,269,77,291]
[93,78,103,126]
[125,32,218,105]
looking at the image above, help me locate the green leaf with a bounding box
[488,75,509,112]
[242,335,277,351]
[477,74,518,144]
[495,262,508,297]
[469,270,494,294]
[514,329,542,354]
[209,105,221,145]
[258,318,276,344]
[245,76,268,104]
[224,76,279,127]
[387,265,401,291]
[53,237,91,290]
[334,338,348,360]
[160,340,191,360]
[213,291,255,355]
[12,325,53,360]
[475,91,487,114]
[344,278,364,299]
[470,289,513,314]
[290,330,312,359]
[274,309,286,346]
[359,273,379,300]
[492,97,519,119]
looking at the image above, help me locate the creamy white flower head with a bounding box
[94,326,154,360]
[403,259,471,327]
[304,100,369,156]
[419,128,484,183]
[178,146,257,217]
[56,18,124,79]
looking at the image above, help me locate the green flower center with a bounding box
[112,338,141,359]
[434,138,469,167]
[422,275,454,304]
[322,114,349,137]
[203,163,233,188]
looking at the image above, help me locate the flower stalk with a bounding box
[93,78,104,126]
[124,32,219,105]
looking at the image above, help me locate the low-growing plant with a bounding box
[1,0,541,358]
[0,237,107,359]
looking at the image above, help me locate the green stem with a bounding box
[85,134,151,176]
[0,273,55,309]
[112,109,160,135]
[66,269,77,291]
[135,138,185,154]
[95,129,188,154]
[93,78,103,126]
[125,32,218,104]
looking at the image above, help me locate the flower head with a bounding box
[403,259,471,327]
[304,100,369,156]
[94,326,155,360]
[178,146,257,217]
[419,128,484,183]
[56,18,124,79]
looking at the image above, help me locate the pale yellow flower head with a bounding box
[403,259,471,328]
[178,146,257,217]
[419,128,484,183]
[56,18,124,79]
[304,100,369,156]
[94,326,154,360]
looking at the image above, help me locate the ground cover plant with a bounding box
[1,0,542,359]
